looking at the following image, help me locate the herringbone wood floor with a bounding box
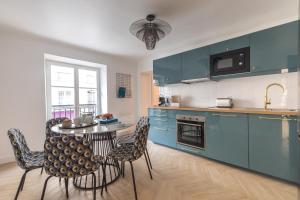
[1,143,299,200]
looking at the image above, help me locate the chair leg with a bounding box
[41,176,52,200]
[91,173,96,200]
[14,170,29,200]
[145,148,152,169]
[122,162,125,178]
[40,167,44,175]
[19,171,28,191]
[144,153,153,180]
[64,178,69,198]
[59,177,61,183]
[101,159,107,196]
[129,161,138,200]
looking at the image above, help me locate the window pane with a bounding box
[79,88,97,105]
[51,65,74,87]
[51,87,74,106]
[79,69,97,88]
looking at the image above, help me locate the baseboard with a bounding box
[0,156,15,165]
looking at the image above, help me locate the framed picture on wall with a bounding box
[116,73,132,98]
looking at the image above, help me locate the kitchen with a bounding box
[0,1,299,200]
[145,20,300,185]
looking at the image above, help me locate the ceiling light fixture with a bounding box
[129,14,172,50]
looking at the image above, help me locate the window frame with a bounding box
[45,60,101,119]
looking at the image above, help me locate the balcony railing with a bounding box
[79,104,97,117]
[51,104,97,119]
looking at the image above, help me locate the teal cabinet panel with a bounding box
[168,110,177,119]
[148,108,168,117]
[181,46,210,80]
[149,125,168,144]
[150,117,168,129]
[250,21,298,73]
[153,54,182,85]
[209,35,250,55]
[206,113,249,168]
[168,118,177,129]
[167,128,177,148]
[249,115,300,183]
[149,125,176,148]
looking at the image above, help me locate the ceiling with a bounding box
[0,0,298,60]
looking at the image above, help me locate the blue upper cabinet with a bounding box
[209,35,250,55]
[249,115,300,184]
[181,46,210,80]
[250,21,299,73]
[153,54,182,85]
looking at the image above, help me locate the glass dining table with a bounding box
[51,122,133,190]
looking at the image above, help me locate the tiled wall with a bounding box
[161,72,298,109]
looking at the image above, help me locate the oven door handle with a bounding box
[177,122,203,127]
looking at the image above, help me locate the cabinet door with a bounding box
[149,125,176,148]
[148,108,168,117]
[209,35,250,55]
[153,54,182,85]
[181,47,210,80]
[250,21,298,73]
[249,115,299,183]
[206,113,249,168]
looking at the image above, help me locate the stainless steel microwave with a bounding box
[210,47,250,76]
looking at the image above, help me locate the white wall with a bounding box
[161,72,298,109]
[0,26,137,164]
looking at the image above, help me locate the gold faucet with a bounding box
[264,83,285,109]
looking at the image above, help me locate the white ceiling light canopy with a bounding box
[129,14,172,50]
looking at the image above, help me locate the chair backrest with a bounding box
[45,118,68,138]
[44,135,98,178]
[131,124,150,160]
[7,128,31,169]
[136,116,149,129]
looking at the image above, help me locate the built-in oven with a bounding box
[210,47,250,76]
[176,115,205,149]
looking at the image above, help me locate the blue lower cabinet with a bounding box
[249,115,300,183]
[206,113,249,168]
[167,128,177,148]
[177,143,206,156]
[150,117,168,128]
[168,110,177,119]
[148,108,168,117]
[149,126,176,148]
[168,118,177,129]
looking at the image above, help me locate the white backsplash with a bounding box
[161,72,298,109]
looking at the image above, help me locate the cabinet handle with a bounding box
[154,114,168,117]
[212,113,238,117]
[153,127,168,132]
[153,118,168,122]
[258,116,297,121]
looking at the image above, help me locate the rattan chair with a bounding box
[7,128,44,200]
[42,135,105,200]
[105,123,151,200]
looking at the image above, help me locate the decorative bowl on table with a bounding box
[95,113,118,124]
[61,119,72,128]
[59,117,98,129]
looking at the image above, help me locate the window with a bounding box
[45,61,100,119]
